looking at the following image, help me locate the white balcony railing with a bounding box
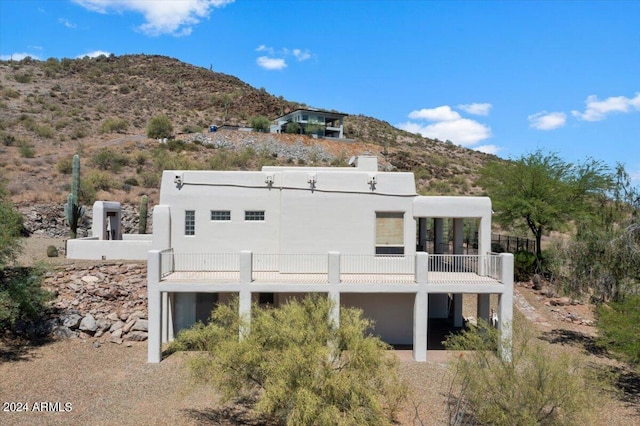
[158,251,509,285]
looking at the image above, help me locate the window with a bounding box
[210,210,231,221]
[185,210,195,236]
[375,212,404,255]
[245,211,265,221]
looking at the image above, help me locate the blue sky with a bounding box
[1,0,639,180]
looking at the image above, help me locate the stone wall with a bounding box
[19,204,152,238]
[43,263,149,345]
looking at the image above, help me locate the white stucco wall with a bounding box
[66,238,152,260]
[157,165,419,256]
[341,293,415,344]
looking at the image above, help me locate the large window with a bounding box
[210,210,231,221]
[185,210,195,236]
[375,212,404,255]
[245,211,265,221]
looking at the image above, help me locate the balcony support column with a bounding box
[498,253,514,362]
[453,218,464,255]
[147,250,162,363]
[239,251,253,338]
[434,218,445,254]
[413,291,428,362]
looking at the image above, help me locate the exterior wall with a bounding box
[156,165,418,256]
[341,293,414,344]
[67,238,152,260]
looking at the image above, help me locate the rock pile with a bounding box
[43,263,149,344]
[188,132,334,163]
[19,204,151,238]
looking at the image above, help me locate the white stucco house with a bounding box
[147,155,514,363]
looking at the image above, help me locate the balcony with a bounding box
[155,250,508,288]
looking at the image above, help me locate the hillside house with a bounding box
[147,156,514,363]
[270,108,347,138]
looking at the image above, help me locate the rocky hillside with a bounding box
[0,54,498,212]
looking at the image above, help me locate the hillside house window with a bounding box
[245,211,265,221]
[376,212,404,255]
[210,210,231,221]
[185,210,195,236]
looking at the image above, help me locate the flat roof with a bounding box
[274,108,348,120]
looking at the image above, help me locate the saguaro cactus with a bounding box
[64,154,85,238]
[139,194,148,234]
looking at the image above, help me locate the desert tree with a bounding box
[147,114,173,139]
[478,150,612,261]
[172,294,406,426]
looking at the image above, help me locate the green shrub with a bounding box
[248,115,270,133]
[0,183,23,268]
[13,73,32,83]
[87,171,115,192]
[596,295,640,366]
[285,122,301,134]
[56,156,73,174]
[173,295,406,425]
[33,124,54,139]
[1,87,20,99]
[147,114,173,139]
[99,117,129,134]
[46,245,58,257]
[18,142,35,158]
[140,172,160,188]
[1,132,16,146]
[123,177,139,186]
[0,266,52,334]
[90,148,128,173]
[181,124,202,134]
[513,250,538,282]
[444,316,598,426]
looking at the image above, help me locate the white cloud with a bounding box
[76,50,111,59]
[254,45,312,69]
[0,52,41,61]
[528,111,567,130]
[73,0,234,36]
[256,56,286,71]
[408,106,460,122]
[571,92,640,121]
[58,18,77,28]
[630,169,640,183]
[399,104,492,146]
[397,117,492,146]
[457,103,492,116]
[256,45,274,54]
[473,144,501,155]
[292,48,311,61]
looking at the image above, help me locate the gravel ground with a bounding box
[1,237,639,425]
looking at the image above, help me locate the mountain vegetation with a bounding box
[0,54,495,206]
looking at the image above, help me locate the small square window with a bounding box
[185,210,195,236]
[245,211,265,221]
[210,210,231,221]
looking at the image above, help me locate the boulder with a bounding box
[62,313,82,329]
[79,314,98,332]
[132,319,148,332]
[125,331,148,341]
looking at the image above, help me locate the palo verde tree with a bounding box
[248,115,271,133]
[146,114,173,139]
[172,294,406,426]
[478,150,612,261]
[0,180,23,269]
